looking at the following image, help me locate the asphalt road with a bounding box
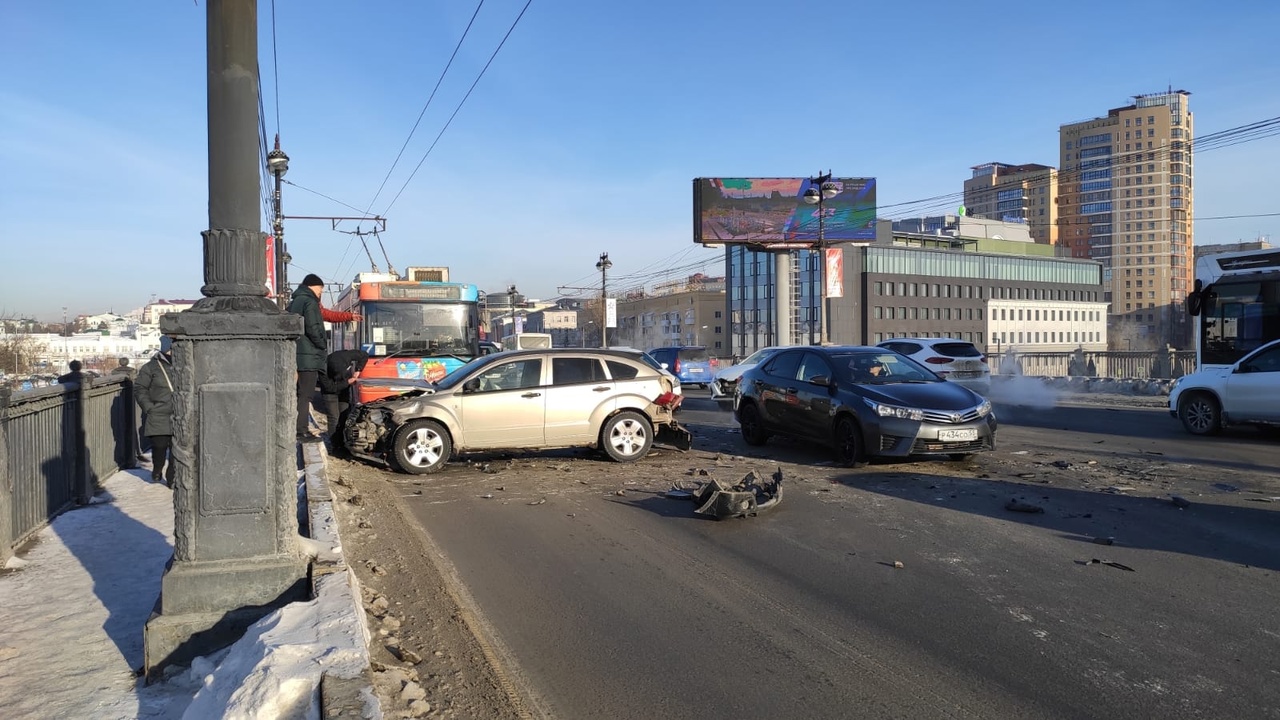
[393,389,1280,719]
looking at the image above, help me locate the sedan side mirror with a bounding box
[1234,363,1255,374]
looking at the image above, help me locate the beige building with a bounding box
[612,276,726,354]
[962,163,1058,246]
[1058,90,1194,350]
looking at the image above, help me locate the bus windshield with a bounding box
[363,301,476,357]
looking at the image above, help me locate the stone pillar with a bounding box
[0,387,13,567]
[144,0,307,680]
[775,251,791,346]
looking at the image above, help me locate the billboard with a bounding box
[693,177,876,247]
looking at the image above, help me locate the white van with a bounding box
[500,332,554,351]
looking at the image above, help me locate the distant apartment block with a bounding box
[962,163,1058,246]
[1058,89,1194,350]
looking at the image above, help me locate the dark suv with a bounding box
[648,346,716,388]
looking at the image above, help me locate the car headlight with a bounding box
[976,399,992,417]
[1169,376,1183,392]
[864,398,924,421]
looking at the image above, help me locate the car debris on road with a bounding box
[666,468,784,520]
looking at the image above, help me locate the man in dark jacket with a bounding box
[135,337,176,485]
[319,349,370,455]
[288,273,328,442]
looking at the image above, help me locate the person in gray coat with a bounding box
[135,337,176,485]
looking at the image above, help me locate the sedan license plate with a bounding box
[937,428,978,442]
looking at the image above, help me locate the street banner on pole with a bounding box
[825,248,844,298]
[606,298,617,328]
[265,235,276,297]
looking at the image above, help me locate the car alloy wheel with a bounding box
[1178,392,1222,436]
[601,411,653,462]
[392,419,452,474]
[738,402,769,446]
[834,416,868,468]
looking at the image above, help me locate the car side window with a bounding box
[552,357,607,385]
[763,350,802,380]
[475,358,543,392]
[880,342,903,354]
[1243,346,1280,373]
[796,352,833,383]
[606,360,639,380]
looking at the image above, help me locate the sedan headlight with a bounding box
[864,398,925,421]
[976,399,992,417]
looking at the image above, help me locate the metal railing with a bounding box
[0,377,137,564]
[988,350,1197,379]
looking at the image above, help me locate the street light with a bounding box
[581,320,595,348]
[802,172,839,345]
[596,252,612,348]
[266,134,290,310]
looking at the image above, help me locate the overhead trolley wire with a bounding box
[381,0,534,218]
[359,1,486,221]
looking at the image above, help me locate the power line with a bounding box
[282,179,368,215]
[360,1,486,219]
[381,0,534,217]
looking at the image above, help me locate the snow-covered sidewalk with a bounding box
[0,469,202,719]
[0,460,376,720]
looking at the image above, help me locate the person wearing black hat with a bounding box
[135,337,177,485]
[287,274,328,442]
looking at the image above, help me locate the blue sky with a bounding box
[2,0,1278,322]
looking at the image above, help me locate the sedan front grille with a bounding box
[921,407,985,425]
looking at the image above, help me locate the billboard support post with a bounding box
[775,252,791,346]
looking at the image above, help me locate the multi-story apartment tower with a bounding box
[962,162,1058,246]
[1058,90,1193,350]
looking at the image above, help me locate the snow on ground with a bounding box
[0,468,371,720]
[0,469,201,719]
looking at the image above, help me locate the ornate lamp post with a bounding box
[802,172,839,345]
[266,136,290,309]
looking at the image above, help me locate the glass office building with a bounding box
[725,239,1105,357]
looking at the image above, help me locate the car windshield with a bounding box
[433,354,497,390]
[741,347,779,365]
[633,352,665,372]
[832,351,940,384]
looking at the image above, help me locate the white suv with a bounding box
[1169,338,1280,435]
[878,338,991,396]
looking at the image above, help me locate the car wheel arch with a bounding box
[1177,389,1226,434]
